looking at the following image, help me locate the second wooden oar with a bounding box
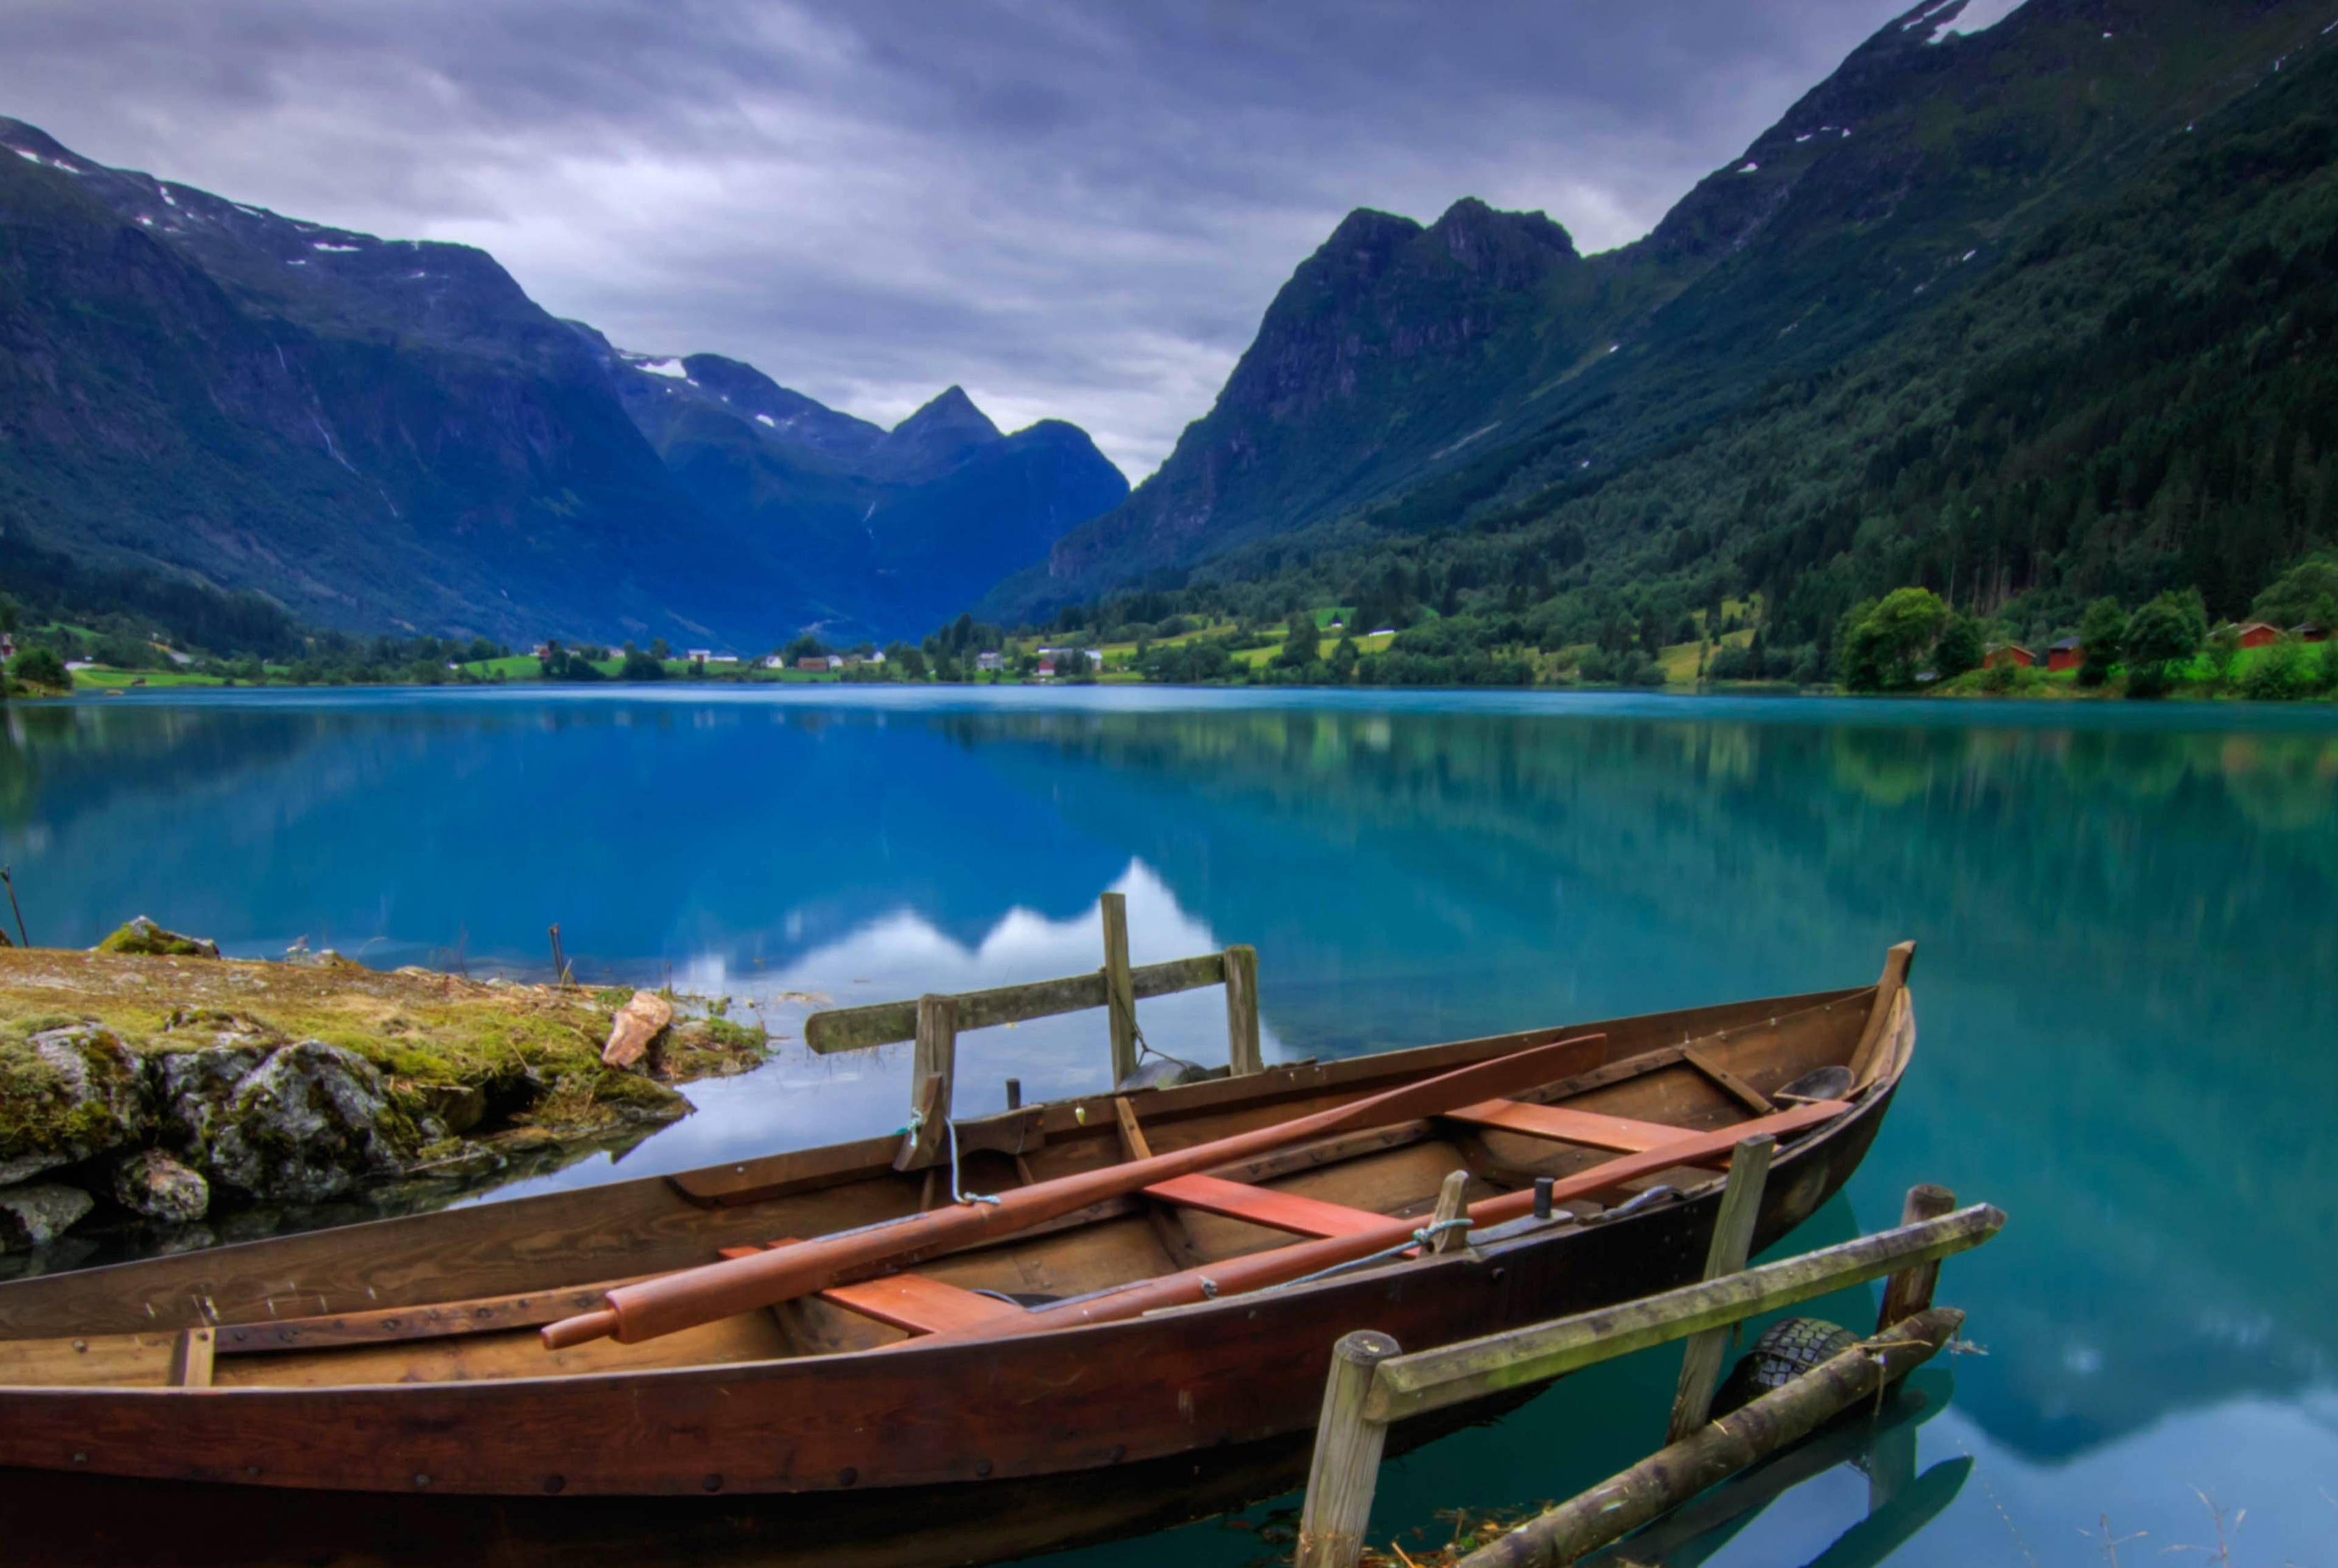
[544,1031,1609,1348]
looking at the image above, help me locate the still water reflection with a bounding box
[4,686,2336,1565]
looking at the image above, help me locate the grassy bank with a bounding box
[0,947,767,1164]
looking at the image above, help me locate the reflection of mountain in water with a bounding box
[0,696,1128,967]
[936,705,2338,1465]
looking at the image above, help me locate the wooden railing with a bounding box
[1293,1161,2003,1568]
[801,892,1262,1168]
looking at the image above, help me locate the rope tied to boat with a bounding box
[891,1108,1002,1208]
[945,1116,1002,1208]
[1109,979,1206,1080]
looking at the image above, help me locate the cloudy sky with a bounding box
[0,0,2007,478]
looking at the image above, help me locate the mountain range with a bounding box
[7,0,2334,660]
[981,0,2338,649]
[0,121,1125,648]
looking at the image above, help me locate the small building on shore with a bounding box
[2293,622,2331,643]
[976,651,1004,672]
[2234,621,2281,648]
[2046,636,2083,673]
[1035,659,1056,680]
[1984,642,2035,670]
[797,656,829,673]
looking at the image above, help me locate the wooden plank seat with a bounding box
[1444,1099,1728,1164]
[717,1245,1020,1336]
[1141,1173,1391,1238]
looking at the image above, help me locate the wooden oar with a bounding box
[542,1031,1609,1348]
[885,1098,1853,1350]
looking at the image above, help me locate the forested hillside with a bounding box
[983,0,2338,681]
[0,120,1122,654]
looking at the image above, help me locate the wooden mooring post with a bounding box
[1101,891,1139,1086]
[804,899,1266,1145]
[1291,1188,2002,1568]
[1295,1331,1403,1568]
[1665,1134,1774,1443]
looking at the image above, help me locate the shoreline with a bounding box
[0,939,768,1267]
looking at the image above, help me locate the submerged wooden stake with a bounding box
[1295,1331,1401,1568]
[1455,1307,1966,1568]
[1665,1135,1775,1442]
[1876,1184,1956,1331]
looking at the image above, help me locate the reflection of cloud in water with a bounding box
[462,859,1279,1207]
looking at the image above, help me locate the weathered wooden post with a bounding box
[1665,1135,1776,1442]
[1101,892,1138,1085]
[894,995,958,1170]
[1430,1169,1471,1254]
[1295,1330,1401,1568]
[1223,943,1263,1076]
[1876,1184,1957,1331]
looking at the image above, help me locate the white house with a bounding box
[826,655,846,670]
[704,653,739,664]
[976,651,1004,671]
[685,648,714,662]
[762,654,786,669]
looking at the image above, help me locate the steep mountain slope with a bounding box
[582,339,1128,637]
[0,121,1123,648]
[985,0,2338,625]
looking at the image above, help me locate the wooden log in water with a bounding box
[1364,1203,2000,1423]
[1453,1306,1966,1568]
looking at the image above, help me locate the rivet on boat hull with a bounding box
[542,1475,565,1494]
[837,1468,858,1488]
[703,1474,723,1493]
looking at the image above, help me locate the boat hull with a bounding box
[0,1081,1892,1522]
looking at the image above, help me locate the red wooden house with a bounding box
[1984,642,2035,670]
[2234,621,2281,649]
[2046,636,2083,673]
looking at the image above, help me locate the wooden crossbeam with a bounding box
[1144,1172,1391,1238]
[1444,1099,1725,1162]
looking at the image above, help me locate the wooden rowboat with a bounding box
[0,947,1917,1567]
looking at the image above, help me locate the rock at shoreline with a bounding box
[0,1182,94,1251]
[602,991,673,1073]
[96,917,220,959]
[0,1024,153,1184]
[111,1150,209,1223]
[202,1041,443,1203]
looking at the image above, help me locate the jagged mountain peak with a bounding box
[893,385,1001,441]
[868,385,1006,479]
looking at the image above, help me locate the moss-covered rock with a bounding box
[96,916,220,959]
[0,1024,152,1183]
[203,1041,443,1203]
[0,1181,94,1251]
[0,947,773,1225]
[111,1149,209,1223]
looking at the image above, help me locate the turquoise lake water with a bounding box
[4,685,2335,1565]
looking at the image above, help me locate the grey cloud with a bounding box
[0,0,1943,475]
